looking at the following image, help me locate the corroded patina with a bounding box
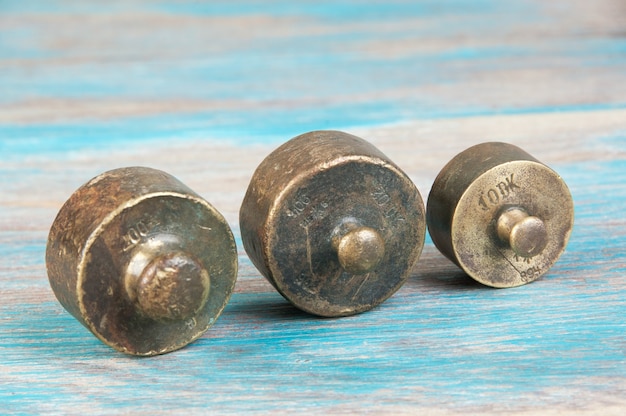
[427,142,574,288]
[46,167,237,355]
[240,130,426,317]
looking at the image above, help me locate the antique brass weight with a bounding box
[240,130,426,317]
[427,142,574,288]
[46,167,238,355]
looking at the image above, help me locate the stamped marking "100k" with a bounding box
[122,220,156,252]
[478,173,520,211]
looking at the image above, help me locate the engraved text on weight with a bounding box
[478,173,520,210]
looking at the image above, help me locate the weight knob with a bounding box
[427,142,574,288]
[46,167,238,355]
[240,130,426,317]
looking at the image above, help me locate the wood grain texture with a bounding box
[1,0,625,414]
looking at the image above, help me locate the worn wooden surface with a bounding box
[1,0,625,414]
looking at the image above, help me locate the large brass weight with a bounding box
[240,130,426,317]
[46,167,238,355]
[427,142,574,288]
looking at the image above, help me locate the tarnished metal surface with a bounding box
[46,167,237,355]
[427,142,574,288]
[240,130,426,317]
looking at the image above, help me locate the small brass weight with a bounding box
[46,167,238,355]
[240,130,426,317]
[427,142,574,288]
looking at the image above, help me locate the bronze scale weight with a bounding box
[240,130,426,317]
[427,142,574,288]
[46,167,238,355]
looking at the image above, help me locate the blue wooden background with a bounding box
[1,0,625,414]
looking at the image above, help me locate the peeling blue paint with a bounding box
[1,0,625,413]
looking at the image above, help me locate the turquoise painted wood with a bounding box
[1,0,625,414]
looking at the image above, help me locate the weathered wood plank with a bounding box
[1,0,625,414]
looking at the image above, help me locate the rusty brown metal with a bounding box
[46,167,237,356]
[427,142,574,288]
[240,130,426,317]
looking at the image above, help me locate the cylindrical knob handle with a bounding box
[497,208,548,258]
[125,248,210,321]
[333,226,385,275]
